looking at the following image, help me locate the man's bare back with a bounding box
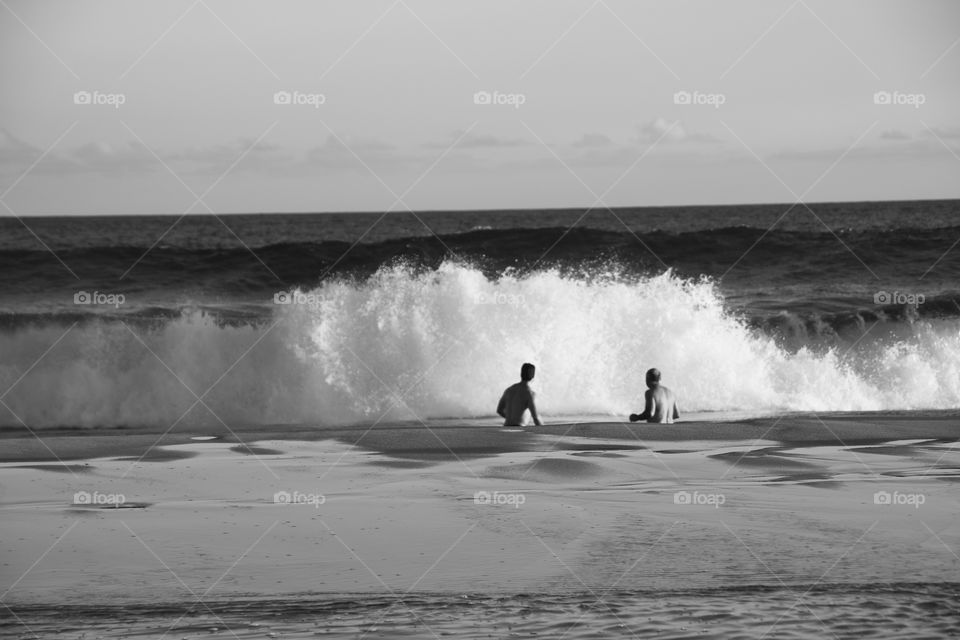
[641,385,678,423]
[629,368,679,424]
[497,363,542,427]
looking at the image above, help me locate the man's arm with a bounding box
[527,391,542,426]
[496,392,507,419]
[639,389,654,421]
[629,390,654,422]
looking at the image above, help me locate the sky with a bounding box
[1,0,958,215]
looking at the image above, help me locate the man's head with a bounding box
[646,368,661,388]
[521,362,536,382]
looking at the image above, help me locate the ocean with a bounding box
[2,199,958,429]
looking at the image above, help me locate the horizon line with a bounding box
[7,196,959,219]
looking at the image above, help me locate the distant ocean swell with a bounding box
[1,262,958,429]
[2,225,959,298]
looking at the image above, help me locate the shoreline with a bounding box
[1,411,957,464]
[6,583,960,638]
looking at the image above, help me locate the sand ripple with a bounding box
[4,583,958,639]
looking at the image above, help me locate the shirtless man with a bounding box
[496,363,542,427]
[629,368,679,424]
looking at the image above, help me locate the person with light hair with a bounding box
[629,368,679,424]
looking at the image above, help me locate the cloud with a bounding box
[639,117,686,143]
[0,129,298,178]
[572,133,614,148]
[880,130,911,141]
[922,126,960,140]
[636,118,719,144]
[0,131,160,175]
[461,133,527,149]
[69,141,159,173]
[768,137,957,162]
[174,138,285,166]
[0,129,434,184]
[299,134,423,176]
[425,130,528,150]
[141,134,402,177]
[0,129,38,165]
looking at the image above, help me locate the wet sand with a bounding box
[2,411,958,463]
[1,413,959,637]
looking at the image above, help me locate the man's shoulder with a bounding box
[509,382,534,398]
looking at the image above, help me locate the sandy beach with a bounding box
[2,413,958,637]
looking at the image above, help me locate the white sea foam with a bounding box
[2,263,958,428]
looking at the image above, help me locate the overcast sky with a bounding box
[1,0,958,215]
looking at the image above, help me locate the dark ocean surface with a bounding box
[1,200,958,427]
